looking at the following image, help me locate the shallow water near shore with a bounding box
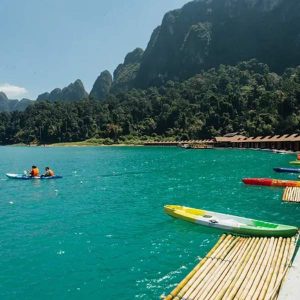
[0,146,299,299]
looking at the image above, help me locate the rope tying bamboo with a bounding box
[163,234,298,300]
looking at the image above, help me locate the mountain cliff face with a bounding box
[90,70,112,100]
[110,48,144,93]
[90,48,144,98]
[37,79,88,102]
[0,92,33,112]
[0,92,10,112]
[134,0,300,87]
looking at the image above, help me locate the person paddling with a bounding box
[29,165,40,177]
[43,167,55,177]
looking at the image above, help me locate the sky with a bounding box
[0,0,190,100]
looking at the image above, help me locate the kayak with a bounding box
[273,167,300,173]
[164,205,298,237]
[242,178,300,187]
[289,161,300,165]
[6,173,63,180]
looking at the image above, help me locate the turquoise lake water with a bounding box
[0,146,299,299]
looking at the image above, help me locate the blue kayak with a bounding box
[6,173,63,180]
[273,167,300,173]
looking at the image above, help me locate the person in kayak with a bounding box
[42,167,55,177]
[29,165,40,177]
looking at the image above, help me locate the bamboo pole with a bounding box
[172,234,234,300]
[192,237,246,300]
[259,238,283,299]
[224,237,264,300]
[266,238,285,298]
[252,237,278,300]
[283,187,300,202]
[179,237,237,299]
[242,237,275,300]
[267,235,298,300]
[204,237,252,300]
[164,234,227,300]
[215,237,258,300]
[178,235,238,300]
[265,238,286,300]
[244,238,274,300]
[212,237,258,300]
[212,237,255,300]
[234,237,269,300]
[165,234,298,300]
[282,188,287,201]
[214,237,258,300]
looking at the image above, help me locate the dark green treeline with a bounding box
[0,60,299,145]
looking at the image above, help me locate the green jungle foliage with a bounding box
[0,60,299,145]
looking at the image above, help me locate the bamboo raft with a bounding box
[282,187,300,203]
[164,234,298,300]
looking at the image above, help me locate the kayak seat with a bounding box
[203,214,212,218]
[209,219,218,224]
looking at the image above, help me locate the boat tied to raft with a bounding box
[273,167,300,173]
[164,205,298,237]
[289,160,300,165]
[242,178,300,187]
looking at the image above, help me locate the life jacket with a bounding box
[31,168,39,177]
[297,154,300,160]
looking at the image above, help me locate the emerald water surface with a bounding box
[0,147,299,299]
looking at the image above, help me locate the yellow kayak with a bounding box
[289,160,300,165]
[164,205,298,237]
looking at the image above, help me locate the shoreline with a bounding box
[5,142,145,147]
[3,143,297,154]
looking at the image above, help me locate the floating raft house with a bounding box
[282,187,300,203]
[164,234,298,300]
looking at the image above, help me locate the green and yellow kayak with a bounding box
[164,205,298,237]
[289,160,300,165]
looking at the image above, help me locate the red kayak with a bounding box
[242,178,300,187]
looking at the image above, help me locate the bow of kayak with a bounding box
[164,205,298,237]
[6,173,63,180]
[273,167,300,173]
[243,178,300,187]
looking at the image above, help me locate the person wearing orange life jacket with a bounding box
[43,167,55,177]
[297,153,300,160]
[29,165,40,177]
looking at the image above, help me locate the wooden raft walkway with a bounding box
[282,187,300,203]
[164,234,298,300]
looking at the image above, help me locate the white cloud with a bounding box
[0,83,28,98]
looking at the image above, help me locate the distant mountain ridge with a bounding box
[37,79,88,102]
[0,92,33,112]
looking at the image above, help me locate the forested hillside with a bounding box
[1,60,299,145]
[1,0,300,143]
